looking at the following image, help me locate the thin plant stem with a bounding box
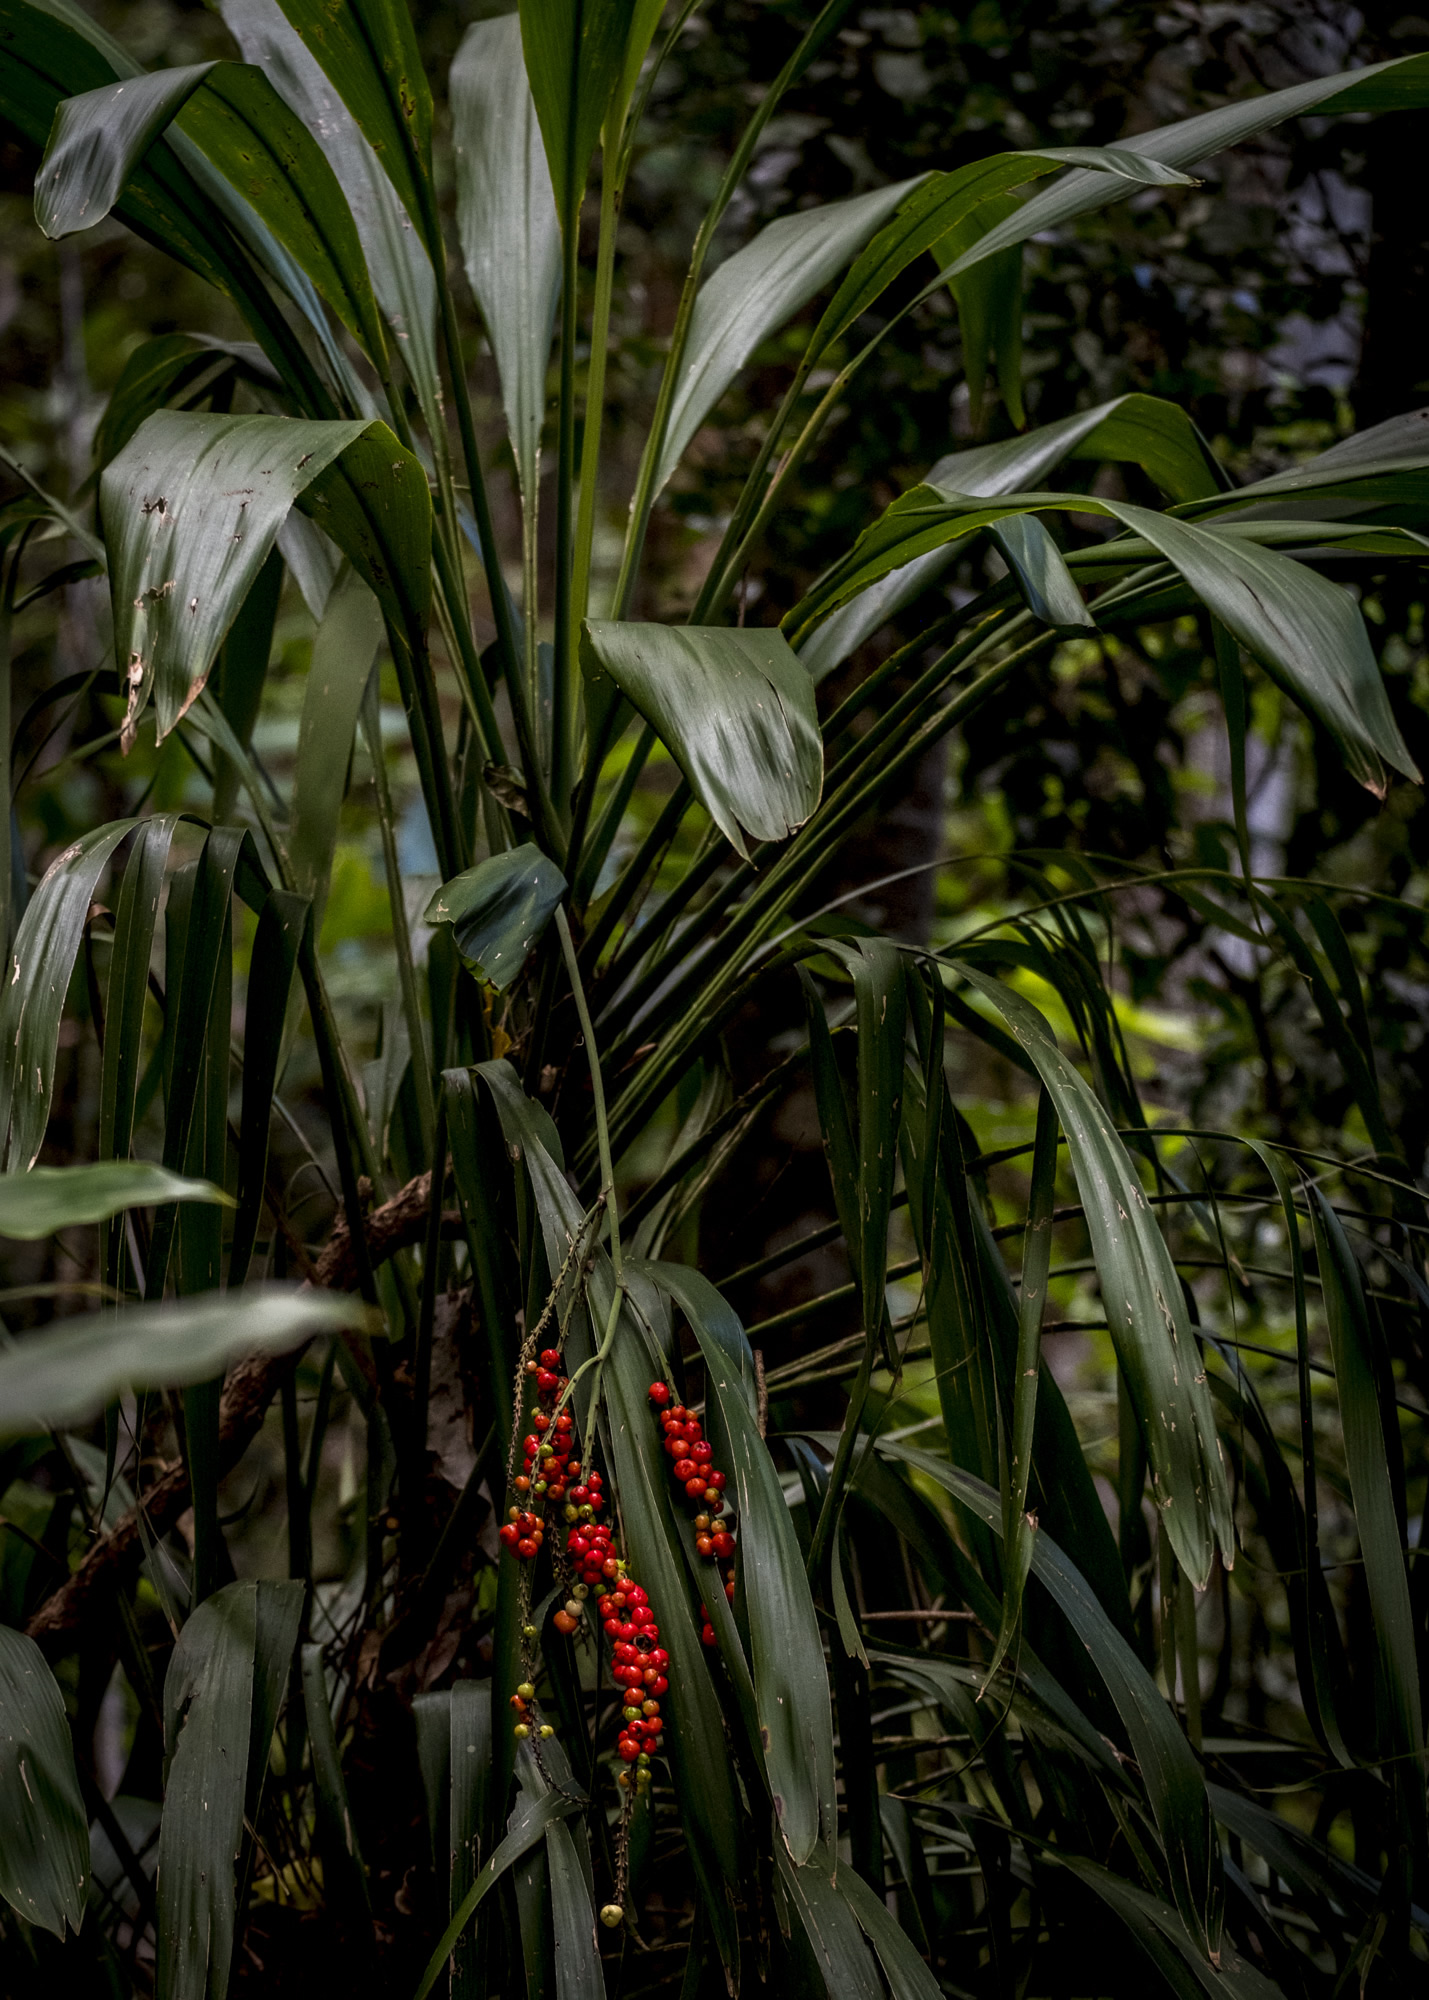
[554,905,623,1286]
[361,677,437,1150]
[609,0,859,619]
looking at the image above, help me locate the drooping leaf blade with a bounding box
[0,1287,368,1441]
[36,60,388,365]
[425,846,568,992]
[653,178,918,498]
[0,817,136,1172]
[795,391,1220,679]
[0,1161,229,1239]
[1102,500,1420,796]
[35,60,213,236]
[581,622,823,858]
[0,1625,88,1937]
[952,965,1232,1588]
[101,412,368,745]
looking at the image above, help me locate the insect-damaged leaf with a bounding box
[100,410,424,747]
[425,845,567,992]
[581,622,822,858]
[0,1625,88,1938]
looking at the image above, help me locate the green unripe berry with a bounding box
[522,1624,539,1641]
[623,1705,642,1723]
[516,1681,535,1700]
[540,1724,555,1739]
[513,1722,529,1740]
[599,1904,624,1930]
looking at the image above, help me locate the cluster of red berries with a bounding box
[498,1349,605,1562]
[647,1382,737,1645]
[561,1509,668,1787]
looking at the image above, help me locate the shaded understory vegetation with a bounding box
[2,2,1429,1996]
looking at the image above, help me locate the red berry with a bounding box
[555,1412,573,1431]
[648,1382,671,1407]
[673,1458,697,1482]
[652,1675,669,1694]
[522,1435,539,1457]
[701,1624,716,1647]
[553,1609,579,1636]
[536,1369,558,1393]
[517,1538,537,1558]
[540,1348,561,1369]
[696,1534,713,1557]
[533,1412,550,1431]
[692,1442,713,1463]
[709,1471,726,1490]
[685,1477,707,1500]
[618,1739,640,1763]
[649,1648,668,1669]
[499,1524,519,1547]
[712,1531,734,1557]
[725,1580,735,1600]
